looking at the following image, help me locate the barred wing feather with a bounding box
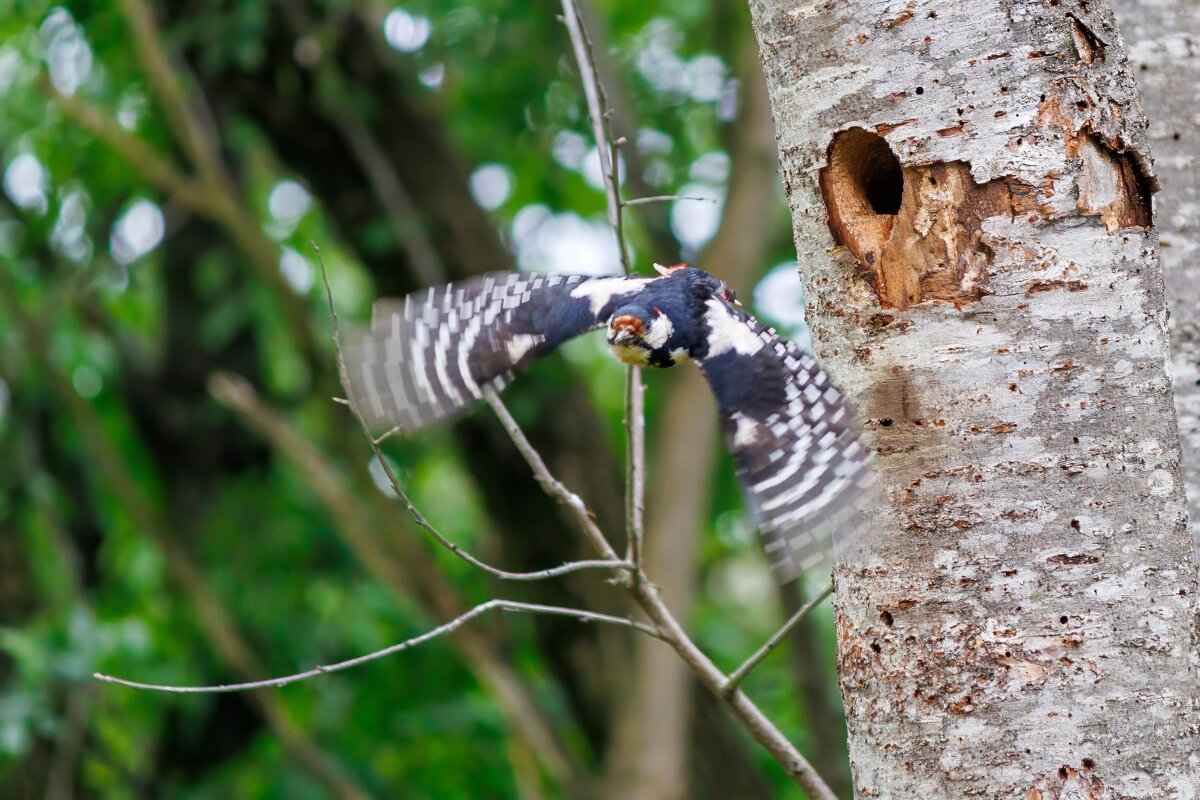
[696,296,877,582]
[343,272,648,432]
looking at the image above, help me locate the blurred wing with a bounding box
[344,272,649,432]
[697,296,876,583]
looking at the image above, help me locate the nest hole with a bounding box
[828,128,905,216]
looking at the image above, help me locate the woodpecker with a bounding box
[344,263,875,581]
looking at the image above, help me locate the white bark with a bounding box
[1110,0,1200,551]
[747,0,1200,797]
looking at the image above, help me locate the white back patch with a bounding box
[703,298,764,358]
[570,277,649,315]
[645,312,674,348]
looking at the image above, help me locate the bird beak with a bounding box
[609,315,645,343]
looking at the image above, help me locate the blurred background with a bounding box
[0,0,845,797]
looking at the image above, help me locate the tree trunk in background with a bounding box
[748,0,1199,796]
[602,36,783,800]
[1110,0,1200,551]
[182,5,772,790]
[779,581,851,797]
[204,6,632,752]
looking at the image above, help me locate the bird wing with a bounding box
[695,295,876,583]
[344,272,649,432]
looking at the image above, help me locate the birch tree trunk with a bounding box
[746,0,1200,796]
[1109,0,1200,551]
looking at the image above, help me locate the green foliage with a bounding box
[0,0,833,797]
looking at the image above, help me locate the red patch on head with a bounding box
[667,262,688,270]
[611,315,645,335]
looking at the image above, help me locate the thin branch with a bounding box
[571,0,679,258]
[724,583,834,693]
[530,9,840,799]
[622,194,719,206]
[560,0,619,234]
[43,81,215,214]
[624,372,645,574]
[208,369,587,787]
[482,387,626,565]
[118,0,229,190]
[560,0,645,577]
[315,244,632,581]
[94,599,662,693]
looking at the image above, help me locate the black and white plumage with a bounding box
[344,265,875,581]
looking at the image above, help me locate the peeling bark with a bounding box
[748,0,1200,796]
[820,127,1033,308]
[1069,131,1153,232]
[1110,0,1200,552]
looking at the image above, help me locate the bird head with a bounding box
[608,306,649,346]
[606,306,653,365]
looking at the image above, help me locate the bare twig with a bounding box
[570,0,678,258]
[725,583,833,693]
[94,599,662,693]
[42,81,215,214]
[560,0,619,235]
[117,0,229,191]
[560,0,646,576]
[315,244,632,581]
[623,374,646,575]
[623,194,718,206]
[482,387,625,565]
[549,9,839,799]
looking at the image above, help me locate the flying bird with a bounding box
[344,263,875,582]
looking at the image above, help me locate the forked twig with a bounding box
[725,583,834,693]
[94,599,662,693]
[560,0,646,577]
[548,6,838,798]
[315,245,632,582]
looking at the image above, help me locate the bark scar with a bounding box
[819,127,1035,310]
[1069,132,1154,232]
[1068,14,1107,64]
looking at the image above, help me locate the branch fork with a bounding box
[88,4,842,797]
